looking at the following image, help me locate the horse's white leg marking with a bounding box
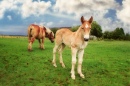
[59,44,65,68]
[52,45,59,67]
[71,47,78,80]
[28,42,32,50]
[77,50,85,78]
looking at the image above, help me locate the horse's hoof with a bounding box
[28,49,32,51]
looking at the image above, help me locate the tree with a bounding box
[112,27,125,40]
[91,21,102,37]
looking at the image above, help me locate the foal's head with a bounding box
[80,16,93,41]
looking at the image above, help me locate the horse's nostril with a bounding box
[84,38,89,41]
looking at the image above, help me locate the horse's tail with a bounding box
[28,25,33,37]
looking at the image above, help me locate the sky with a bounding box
[0,0,130,35]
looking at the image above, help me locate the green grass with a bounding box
[0,38,130,86]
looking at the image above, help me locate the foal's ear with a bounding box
[81,16,85,24]
[88,16,93,24]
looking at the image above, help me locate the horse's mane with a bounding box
[45,27,54,36]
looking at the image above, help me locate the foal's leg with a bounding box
[77,50,85,78]
[71,47,78,80]
[59,44,66,68]
[52,44,59,67]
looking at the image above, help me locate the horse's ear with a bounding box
[81,16,85,24]
[88,16,93,24]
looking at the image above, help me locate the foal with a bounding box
[52,16,93,79]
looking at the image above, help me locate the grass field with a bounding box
[0,37,130,86]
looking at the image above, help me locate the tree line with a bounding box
[51,21,130,41]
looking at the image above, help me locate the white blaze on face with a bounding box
[85,24,88,28]
[84,24,90,39]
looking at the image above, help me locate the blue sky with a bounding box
[0,0,130,35]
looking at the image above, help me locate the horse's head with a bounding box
[44,27,55,43]
[48,31,55,43]
[80,16,93,41]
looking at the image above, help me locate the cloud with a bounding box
[0,0,51,19]
[53,0,130,33]
[0,0,18,19]
[54,0,119,17]
[7,15,12,20]
[21,0,51,18]
[116,0,130,24]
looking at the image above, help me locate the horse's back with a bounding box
[28,24,45,38]
[55,28,74,46]
[56,28,73,37]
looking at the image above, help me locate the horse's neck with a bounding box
[75,26,83,38]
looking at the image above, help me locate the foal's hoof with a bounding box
[52,62,57,67]
[80,74,85,79]
[53,64,57,67]
[60,63,65,68]
[71,75,75,80]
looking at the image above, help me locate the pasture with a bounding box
[0,37,130,86]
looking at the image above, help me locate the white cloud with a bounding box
[0,0,51,19]
[46,22,53,27]
[21,0,51,18]
[53,0,130,33]
[7,15,12,20]
[116,0,130,24]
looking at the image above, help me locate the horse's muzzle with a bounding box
[84,38,89,41]
[51,41,54,43]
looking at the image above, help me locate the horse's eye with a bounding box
[82,27,84,29]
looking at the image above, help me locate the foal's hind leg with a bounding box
[52,44,59,67]
[59,44,66,68]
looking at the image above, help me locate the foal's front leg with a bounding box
[77,50,85,78]
[71,47,78,80]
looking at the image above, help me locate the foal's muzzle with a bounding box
[84,38,89,41]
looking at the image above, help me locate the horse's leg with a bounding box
[38,39,41,49]
[28,36,31,50]
[77,50,85,78]
[59,44,66,68]
[52,44,59,67]
[71,47,78,80]
[41,37,45,49]
[28,37,35,51]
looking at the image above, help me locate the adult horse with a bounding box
[52,16,93,79]
[28,24,54,51]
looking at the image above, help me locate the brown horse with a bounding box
[28,24,54,51]
[52,16,93,79]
